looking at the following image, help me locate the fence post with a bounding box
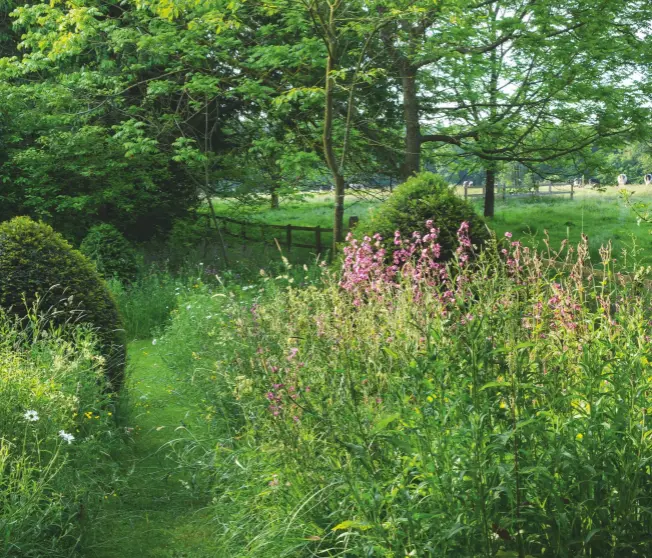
[315,225,322,255]
[464,181,468,200]
[348,216,359,230]
[286,224,292,252]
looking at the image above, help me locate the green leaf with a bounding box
[371,413,400,434]
[332,520,371,532]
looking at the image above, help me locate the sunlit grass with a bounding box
[212,185,652,266]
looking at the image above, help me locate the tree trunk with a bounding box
[205,193,229,266]
[270,186,279,209]
[484,12,499,220]
[322,32,345,249]
[484,164,496,218]
[333,175,346,246]
[401,68,421,180]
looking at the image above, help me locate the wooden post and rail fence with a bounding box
[463,181,575,201]
[203,214,360,255]
[205,181,575,255]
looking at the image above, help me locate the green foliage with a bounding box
[81,224,139,283]
[0,92,194,241]
[169,217,214,250]
[0,217,126,388]
[106,271,188,340]
[0,312,121,557]
[363,172,489,260]
[159,239,652,556]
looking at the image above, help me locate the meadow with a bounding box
[105,226,652,557]
[2,0,651,553]
[6,181,652,557]
[211,184,652,268]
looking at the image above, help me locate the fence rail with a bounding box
[463,181,574,201]
[204,214,357,254]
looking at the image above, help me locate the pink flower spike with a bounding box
[504,232,512,238]
[287,347,299,361]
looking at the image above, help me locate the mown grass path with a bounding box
[86,341,218,557]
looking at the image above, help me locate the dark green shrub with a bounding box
[80,224,139,283]
[169,216,216,249]
[0,217,126,388]
[361,172,489,261]
[165,216,224,269]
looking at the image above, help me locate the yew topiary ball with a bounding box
[0,217,126,389]
[361,172,489,261]
[80,224,139,283]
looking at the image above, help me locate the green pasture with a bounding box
[212,185,652,267]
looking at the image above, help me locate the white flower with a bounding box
[186,304,192,310]
[24,410,39,422]
[58,430,75,444]
[152,339,157,346]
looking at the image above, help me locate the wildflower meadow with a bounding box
[1,0,652,552]
[0,312,122,556]
[148,223,652,557]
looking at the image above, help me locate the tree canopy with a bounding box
[0,0,651,237]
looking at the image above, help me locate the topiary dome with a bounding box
[80,223,139,283]
[0,217,126,389]
[361,172,489,261]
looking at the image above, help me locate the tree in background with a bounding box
[430,0,652,216]
[1,0,250,239]
[377,0,652,216]
[1,0,652,243]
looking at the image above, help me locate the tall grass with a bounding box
[159,226,652,557]
[107,272,181,340]
[0,311,122,556]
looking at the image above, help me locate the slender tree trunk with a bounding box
[484,163,496,218]
[270,185,279,209]
[484,9,499,220]
[323,32,346,249]
[401,67,421,180]
[333,175,345,245]
[205,193,229,265]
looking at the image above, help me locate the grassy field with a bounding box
[212,185,652,266]
[487,186,652,266]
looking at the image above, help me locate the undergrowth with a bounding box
[0,311,123,557]
[159,225,652,557]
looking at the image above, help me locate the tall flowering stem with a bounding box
[340,220,451,303]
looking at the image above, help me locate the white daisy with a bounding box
[58,430,75,444]
[24,410,39,422]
